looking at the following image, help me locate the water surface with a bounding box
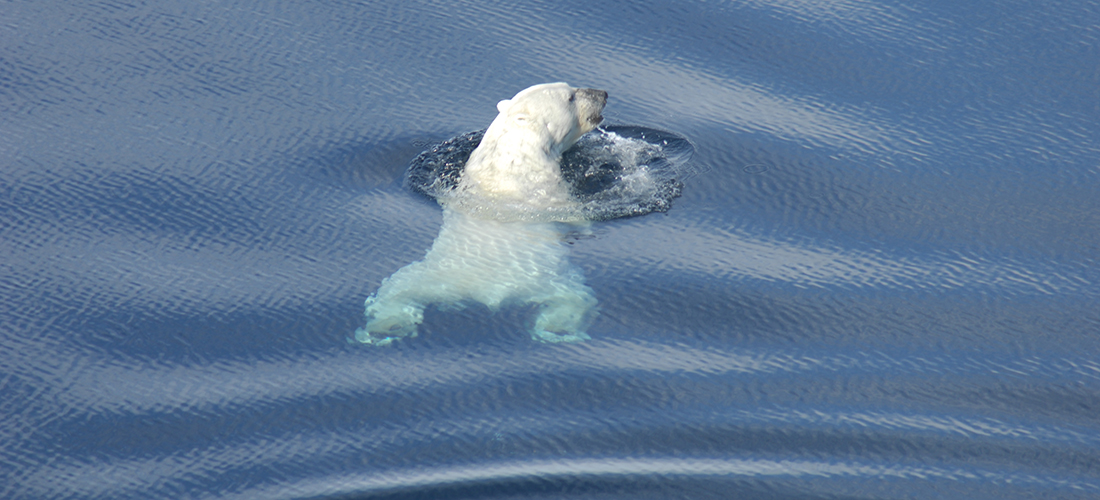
[2,1,1098,498]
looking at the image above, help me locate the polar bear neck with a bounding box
[458,124,576,208]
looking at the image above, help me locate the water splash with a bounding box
[405,125,694,222]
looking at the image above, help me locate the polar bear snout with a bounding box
[575,88,608,127]
[576,88,608,104]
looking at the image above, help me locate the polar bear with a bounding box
[356,83,608,346]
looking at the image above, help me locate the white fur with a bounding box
[357,83,607,345]
[459,82,606,209]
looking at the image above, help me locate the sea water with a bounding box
[2,1,1098,499]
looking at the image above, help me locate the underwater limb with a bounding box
[530,291,597,343]
[355,295,423,346]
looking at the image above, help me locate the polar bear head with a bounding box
[456,83,608,211]
[492,82,608,153]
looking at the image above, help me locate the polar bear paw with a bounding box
[530,296,596,343]
[356,297,423,346]
[530,329,592,344]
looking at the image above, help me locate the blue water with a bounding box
[3,1,1099,498]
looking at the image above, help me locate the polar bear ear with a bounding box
[496,99,512,113]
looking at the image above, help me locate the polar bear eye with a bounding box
[568,92,576,103]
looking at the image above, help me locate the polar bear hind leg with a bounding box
[356,294,424,345]
[530,287,597,343]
